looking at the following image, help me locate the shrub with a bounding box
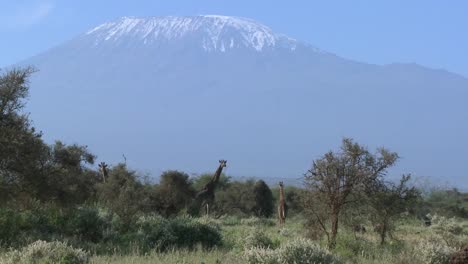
[195,216,222,231]
[241,217,275,227]
[335,234,374,258]
[1,240,89,264]
[253,180,274,218]
[220,215,241,226]
[413,240,457,264]
[244,247,279,264]
[244,229,274,249]
[431,214,464,235]
[430,214,467,248]
[135,215,176,251]
[169,216,222,249]
[450,246,468,264]
[66,207,106,242]
[244,238,341,264]
[0,208,21,246]
[278,227,290,237]
[133,215,222,252]
[280,238,341,264]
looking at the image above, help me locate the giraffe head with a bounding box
[218,160,227,168]
[279,181,284,188]
[98,162,108,173]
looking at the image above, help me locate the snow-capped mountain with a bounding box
[19,15,468,189]
[85,15,302,52]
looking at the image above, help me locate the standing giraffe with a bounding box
[196,160,227,215]
[278,181,286,226]
[98,162,108,183]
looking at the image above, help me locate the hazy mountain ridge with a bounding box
[18,15,468,190]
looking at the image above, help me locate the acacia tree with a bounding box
[304,138,398,249]
[0,67,48,203]
[42,141,98,206]
[367,174,420,245]
[97,164,145,224]
[152,170,195,216]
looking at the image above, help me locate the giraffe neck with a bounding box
[279,187,285,202]
[212,165,224,183]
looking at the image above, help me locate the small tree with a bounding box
[153,170,195,216]
[216,179,256,217]
[367,174,420,244]
[253,180,274,217]
[42,141,98,206]
[304,138,398,249]
[97,164,145,224]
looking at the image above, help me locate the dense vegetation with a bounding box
[0,68,466,263]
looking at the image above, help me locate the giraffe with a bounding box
[195,160,227,215]
[278,181,286,226]
[98,162,108,183]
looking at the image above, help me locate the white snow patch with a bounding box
[84,15,322,53]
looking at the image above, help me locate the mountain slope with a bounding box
[20,15,468,188]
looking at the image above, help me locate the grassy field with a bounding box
[87,216,467,264]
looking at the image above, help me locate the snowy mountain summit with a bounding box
[85,15,305,52]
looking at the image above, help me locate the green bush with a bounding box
[413,240,457,264]
[66,207,106,242]
[0,208,22,246]
[335,234,375,258]
[1,206,66,247]
[244,229,274,249]
[1,240,89,264]
[429,214,467,248]
[135,215,176,251]
[221,215,241,226]
[194,216,222,231]
[244,238,341,264]
[132,215,222,252]
[241,217,275,227]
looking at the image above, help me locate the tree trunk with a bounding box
[380,221,387,245]
[328,212,339,249]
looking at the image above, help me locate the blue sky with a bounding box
[1,0,468,77]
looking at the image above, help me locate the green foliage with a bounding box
[413,239,457,264]
[215,179,256,216]
[0,240,89,264]
[152,170,195,217]
[42,141,98,206]
[368,174,420,244]
[421,189,468,218]
[244,229,274,249]
[429,214,467,248]
[131,215,222,252]
[253,180,274,218]
[192,173,231,192]
[240,217,276,227]
[97,164,145,224]
[220,215,241,226]
[0,208,22,246]
[304,138,399,249]
[66,207,106,242]
[335,234,375,258]
[244,238,341,264]
[271,185,305,217]
[0,67,48,203]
